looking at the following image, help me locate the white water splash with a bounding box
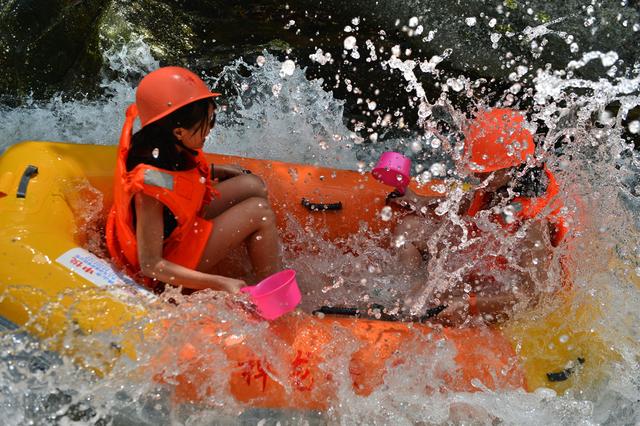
[0,18,639,425]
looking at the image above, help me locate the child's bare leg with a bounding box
[394,215,429,269]
[197,197,281,280]
[394,214,433,311]
[203,174,269,219]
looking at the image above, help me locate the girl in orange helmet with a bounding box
[106,67,282,294]
[390,108,567,325]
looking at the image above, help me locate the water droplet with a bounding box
[418,102,431,119]
[601,51,618,67]
[255,235,263,241]
[465,17,477,27]
[417,171,432,185]
[288,167,299,182]
[490,33,502,49]
[502,205,516,223]
[429,163,446,176]
[559,334,569,343]
[380,206,393,221]
[344,36,357,50]
[280,60,296,77]
[32,253,50,264]
[394,234,406,248]
[322,276,344,293]
[628,120,640,134]
[272,83,282,97]
[446,77,465,92]
[408,17,419,27]
[152,147,159,158]
[256,56,266,67]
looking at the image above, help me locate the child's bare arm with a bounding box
[387,187,442,213]
[211,163,250,181]
[134,193,245,293]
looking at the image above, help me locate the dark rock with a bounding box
[2,0,638,133]
[0,0,109,104]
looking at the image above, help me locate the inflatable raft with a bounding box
[0,141,616,408]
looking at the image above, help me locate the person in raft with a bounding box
[106,66,282,294]
[391,108,568,325]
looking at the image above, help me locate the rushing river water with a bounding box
[1,6,640,425]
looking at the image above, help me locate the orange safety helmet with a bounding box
[135,66,221,128]
[463,108,535,173]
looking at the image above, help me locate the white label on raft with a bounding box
[56,247,157,302]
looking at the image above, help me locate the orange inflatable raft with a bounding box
[152,311,524,409]
[0,141,610,411]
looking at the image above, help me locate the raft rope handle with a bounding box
[301,198,343,212]
[16,165,38,199]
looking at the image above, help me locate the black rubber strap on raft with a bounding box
[313,303,447,323]
[16,165,38,198]
[313,304,399,321]
[301,198,343,211]
[420,304,448,320]
[546,357,585,382]
[314,306,361,317]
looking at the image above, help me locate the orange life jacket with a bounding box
[106,104,216,280]
[466,166,568,246]
[463,166,573,294]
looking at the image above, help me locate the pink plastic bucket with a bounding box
[372,151,411,193]
[240,269,301,320]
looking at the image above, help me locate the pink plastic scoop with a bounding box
[240,269,301,320]
[372,151,412,194]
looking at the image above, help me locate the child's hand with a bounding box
[218,277,247,293]
[213,164,252,181]
[386,187,418,210]
[224,164,248,177]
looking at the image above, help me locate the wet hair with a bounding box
[127,98,214,171]
[509,164,548,198]
[126,98,215,239]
